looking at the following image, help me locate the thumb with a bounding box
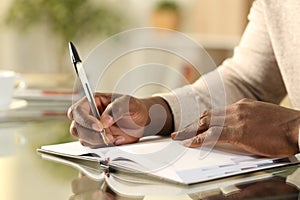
[101,114,114,128]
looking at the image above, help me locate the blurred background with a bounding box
[0,0,253,78]
[5,1,293,200]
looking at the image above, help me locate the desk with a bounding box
[0,118,299,200]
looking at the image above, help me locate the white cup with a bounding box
[0,70,26,109]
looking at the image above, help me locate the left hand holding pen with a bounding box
[68,92,173,148]
[172,98,300,157]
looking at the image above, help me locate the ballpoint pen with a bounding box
[69,41,109,145]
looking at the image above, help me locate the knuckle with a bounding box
[70,120,76,129]
[69,126,77,136]
[199,117,209,127]
[239,98,248,103]
[72,102,87,118]
[234,124,246,140]
[201,109,210,117]
[67,106,74,119]
[178,123,199,139]
[69,127,74,135]
[235,112,245,121]
[233,104,248,116]
[238,98,253,104]
[111,104,123,118]
[190,122,200,135]
[194,135,204,144]
[233,103,243,111]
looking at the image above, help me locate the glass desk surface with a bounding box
[0,118,299,200]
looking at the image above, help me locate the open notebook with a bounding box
[37,136,300,185]
[40,152,288,198]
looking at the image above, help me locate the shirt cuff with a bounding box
[154,85,203,131]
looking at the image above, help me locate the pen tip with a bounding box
[69,41,74,48]
[68,41,81,64]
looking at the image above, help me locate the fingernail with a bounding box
[171,132,177,139]
[102,115,113,128]
[114,137,125,145]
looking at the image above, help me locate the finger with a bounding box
[95,93,114,114]
[68,97,90,120]
[201,114,229,127]
[105,125,140,145]
[171,118,208,140]
[171,123,198,140]
[172,109,234,141]
[70,120,79,138]
[74,104,104,131]
[67,105,74,120]
[113,135,139,146]
[73,123,107,146]
[101,95,133,127]
[69,97,105,132]
[182,127,227,148]
[198,109,227,128]
[201,107,244,128]
[238,98,255,103]
[113,135,126,146]
[97,93,115,106]
[71,121,113,146]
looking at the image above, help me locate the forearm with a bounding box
[142,96,174,136]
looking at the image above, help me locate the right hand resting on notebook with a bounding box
[68,93,173,148]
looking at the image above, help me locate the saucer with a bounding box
[0,99,27,111]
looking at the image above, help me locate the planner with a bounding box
[37,136,300,185]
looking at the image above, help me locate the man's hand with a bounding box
[68,93,173,148]
[172,98,300,157]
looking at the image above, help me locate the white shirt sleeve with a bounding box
[158,0,287,131]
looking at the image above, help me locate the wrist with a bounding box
[141,97,174,137]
